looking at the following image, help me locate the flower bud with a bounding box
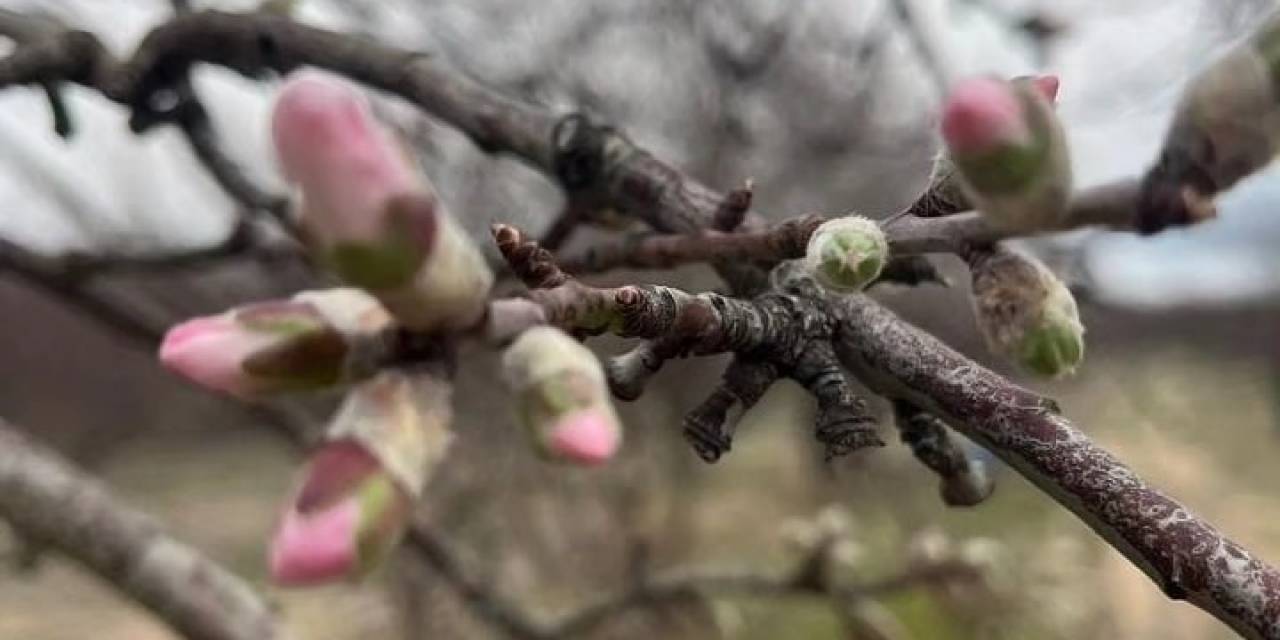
[272,69,493,332]
[804,216,888,292]
[941,75,1071,233]
[270,370,453,586]
[940,462,994,508]
[970,249,1085,378]
[158,289,390,399]
[1139,14,1280,232]
[269,440,411,585]
[501,326,623,466]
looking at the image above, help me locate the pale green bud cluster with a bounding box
[803,216,889,293]
[970,249,1085,378]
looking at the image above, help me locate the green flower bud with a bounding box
[804,216,889,292]
[502,326,623,465]
[971,249,1085,378]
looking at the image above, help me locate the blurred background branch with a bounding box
[0,420,280,640]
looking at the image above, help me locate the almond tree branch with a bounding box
[0,8,1273,639]
[494,224,882,461]
[833,294,1280,640]
[0,421,281,640]
[558,179,1144,274]
[0,10,1147,270]
[556,215,822,275]
[0,237,172,343]
[0,8,296,241]
[892,400,993,507]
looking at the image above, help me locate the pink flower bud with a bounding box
[547,409,622,466]
[269,494,360,585]
[502,327,623,466]
[271,70,494,332]
[269,440,412,586]
[269,371,453,586]
[272,70,417,245]
[941,75,1072,233]
[160,308,324,398]
[158,290,388,399]
[941,78,1030,156]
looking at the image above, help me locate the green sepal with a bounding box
[326,238,425,291]
[353,474,409,577]
[236,301,327,336]
[1017,317,1084,378]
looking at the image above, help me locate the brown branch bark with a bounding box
[0,421,280,640]
[559,179,1144,274]
[0,8,293,235]
[495,225,882,460]
[833,294,1280,640]
[557,215,822,275]
[892,400,994,507]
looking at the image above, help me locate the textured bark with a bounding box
[681,357,779,462]
[834,295,1280,640]
[557,215,822,275]
[892,400,994,507]
[498,225,881,461]
[0,422,280,640]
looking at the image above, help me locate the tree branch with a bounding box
[892,400,993,507]
[559,178,1144,275]
[495,225,882,461]
[0,421,281,640]
[833,294,1280,640]
[0,8,295,237]
[0,8,1273,639]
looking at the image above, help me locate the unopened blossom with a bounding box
[502,326,623,466]
[941,75,1071,233]
[272,69,493,332]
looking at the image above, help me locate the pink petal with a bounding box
[1032,75,1060,103]
[268,498,360,586]
[548,410,620,466]
[160,316,228,352]
[296,441,380,512]
[158,318,259,398]
[941,78,1029,155]
[271,70,417,242]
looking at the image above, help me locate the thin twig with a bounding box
[558,180,1142,275]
